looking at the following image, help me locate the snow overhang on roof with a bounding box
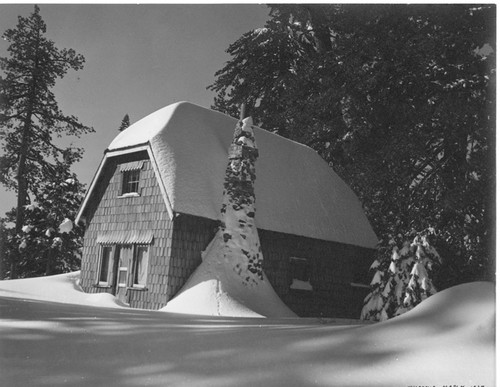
[78,101,378,249]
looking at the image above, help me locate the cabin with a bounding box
[76,101,378,318]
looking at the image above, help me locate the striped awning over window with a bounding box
[96,230,153,244]
[119,160,144,172]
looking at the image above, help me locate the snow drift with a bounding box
[0,275,494,387]
[161,231,296,318]
[163,117,296,318]
[0,271,124,308]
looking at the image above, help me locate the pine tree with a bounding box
[219,113,263,285]
[0,219,5,278]
[118,114,130,132]
[0,6,93,277]
[361,232,441,321]
[209,4,495,288]
[2,163,85,278]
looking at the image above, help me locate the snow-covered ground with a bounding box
[0,272,495,386]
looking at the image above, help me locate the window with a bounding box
[98,246,114,285]
[351,266,372,289]
[117,267,128,287]
[290,257,310,282]
[132,245,149,287]
[289,257,313,291]
[96,243,150,289]
[122,169,140,195]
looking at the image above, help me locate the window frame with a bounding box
[120,168,141,196]
[117,266,129,288]
[96,243,150,290]
[131,244,149,288]
[97,245,115,286]
[289,256,313,291]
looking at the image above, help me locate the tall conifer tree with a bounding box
[0,6,93,277]
[209,4,495,288]
[118,114,130,132]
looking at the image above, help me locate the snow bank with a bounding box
[0,272,124,308]
[0,280,493,387]
[341,281,495,387]
[391,280,495,330]
[161,231,297,318]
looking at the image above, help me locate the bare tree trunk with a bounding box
[45,249,52,276]
[0,220,5,279]
[303,5,332,53]
[11,31,40,279]
[11,116,32,279]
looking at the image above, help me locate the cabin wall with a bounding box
[259,229,374,319]
[80,152,173,310]
[165,214,374,319]
[167,214,218,298]
[80,154,374,317]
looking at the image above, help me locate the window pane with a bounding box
[134,246,149,286]
[290,257,310,282]
[118,268,128,286]
[122,169,140,194]
[99,246,113,283]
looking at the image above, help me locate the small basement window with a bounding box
[289,257,313,291]
[351,267,372,289]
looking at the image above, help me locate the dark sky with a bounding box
[0,3,270,217]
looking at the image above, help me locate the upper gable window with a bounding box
[122,169,140,194]
[119,161,144,196]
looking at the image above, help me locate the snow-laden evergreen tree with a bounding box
[164,112,296,317]
[219,114,264,285]
[118,114,130,132]
[0,6,93,278]
[2,163,85,278]
[361,232,441,321]
[209,4,495,289]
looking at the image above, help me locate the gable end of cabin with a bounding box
[80,150,177,309]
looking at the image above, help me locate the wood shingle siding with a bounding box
[161,216,373,318]
[77,103,378,318]
[80,151,173,310]
[168,214,218,300]
[80,153,373,317]
[259,229,373,319]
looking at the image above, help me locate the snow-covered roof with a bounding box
[81,101,378,249]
